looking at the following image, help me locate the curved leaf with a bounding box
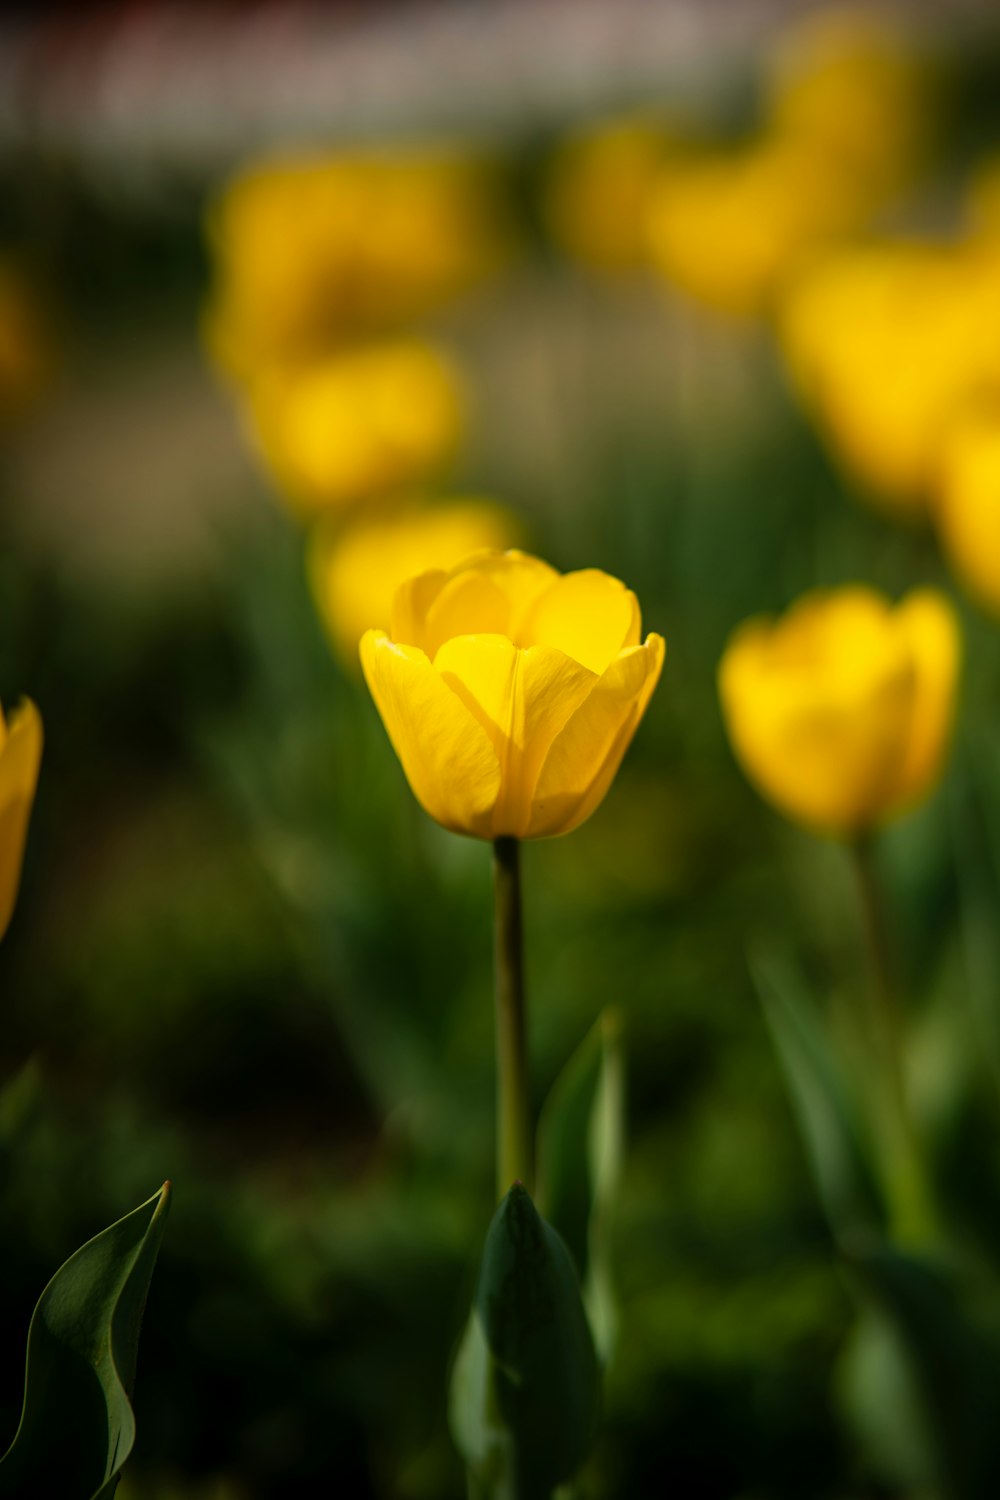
[752,949,884,1243]
[0,1182,171,1500]
[845,1241,1000,1500]
[535,1009,624,1363]
[448,1307,509,1492]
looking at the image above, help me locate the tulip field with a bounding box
[4,5,1000,1498]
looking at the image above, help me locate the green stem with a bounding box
[493,836,533,1200]
[851,834,935,1245]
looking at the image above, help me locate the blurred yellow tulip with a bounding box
[309,498,518,666]
[718,587,959,837]
[779,242,1000,516]
[545,117,673,272]
[0,699,42,940]
[205,149,511,381]
[646,138,869,318]
[936,403,1000,616]
[248,342,464,519]
[764,8,926,204]
[361,551,664,839]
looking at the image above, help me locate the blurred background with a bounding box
[3,2,1000,1496]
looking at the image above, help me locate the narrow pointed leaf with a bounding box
[845,1241,1000,1500]
[0,1182,171,1500]
[536,1009,624,1364]
[448,1308,509,1490]
[752,950,884,1242]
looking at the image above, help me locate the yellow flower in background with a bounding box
[545,117,673,272]
[205,149,511,382]
[309,498,518,666]
[0,699,43,941]
[361,551,664,839]
[778,242,1000,517]
[644,12,928,321]
[719,588,959,838]
[763,8,926,205]
[936,403,1000,616]
[249,341,464,519]
[646,138,869,319]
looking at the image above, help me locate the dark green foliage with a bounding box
[0,1185,170,1499]
[453,1186,600,1499]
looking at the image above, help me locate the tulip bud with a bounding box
[361,551,664,840]
[718,587,959,837]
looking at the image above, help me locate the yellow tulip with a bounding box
[936,404,1000,616]
[248,342,464,519]
[545,117,673,272]
[778,242,1000,516]
[361,551,664,839]
[718,587,959,837]
[0,699,43,940]
[308,498,518,666]
[763,8,926,204]
[204,149,511,382]
[646,137,870,319]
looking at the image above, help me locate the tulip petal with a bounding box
[434,636,598,835]
[391,568,451,648]
[417,552,559,659]
[360,631,500,837]
[763,587,897,691]
[520,569,642,674]
[0,699,43,941]
[529,634,664,837]
[892,590,960,812]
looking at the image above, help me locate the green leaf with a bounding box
[535,1010,624,1364]
[0,1182,172,1500]
[752,950,884,1243]
[844,1241,1000,1500]
[448,1308,509,1493]
[836,1298,934,1493]
[476,1183,600,1499]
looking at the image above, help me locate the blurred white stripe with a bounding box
[0,0,988,174]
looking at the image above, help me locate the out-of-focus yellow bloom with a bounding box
[545,117,673,272]
[309,498,519,664]
[0,263,51,429]
[764,8,926,205]
[647,12,927,321]
[249,341,464,519]
[646,138,869,318]
[205,149,511,381]
[936,404,1000,616]
[779,242,1000,516]
[0,699,42,940]
[719,587,959,838]
[361,551,664,839]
